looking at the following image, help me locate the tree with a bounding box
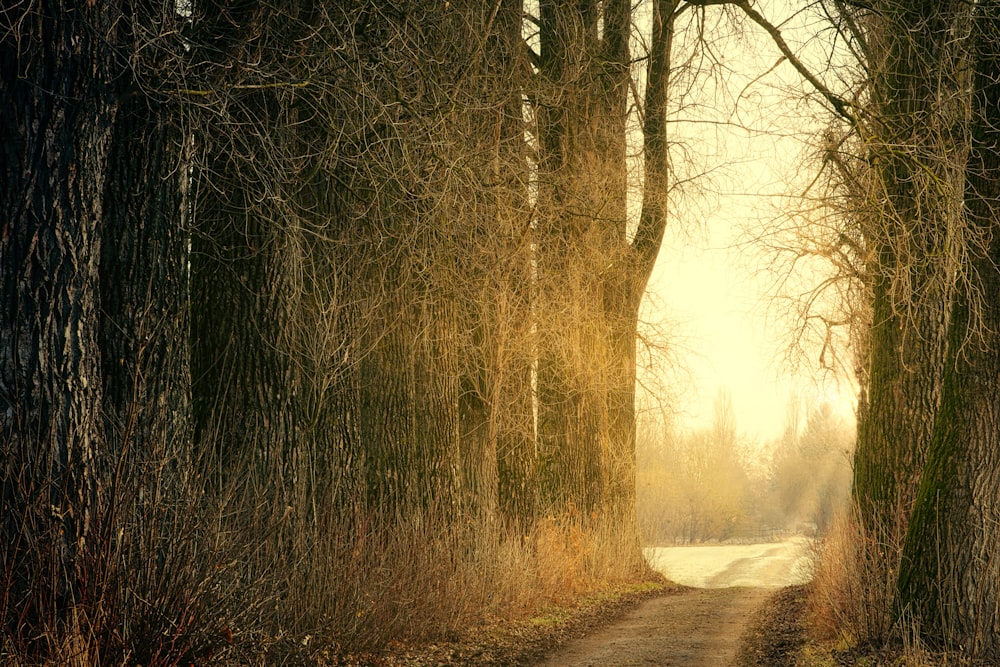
[771,402,853,533]
[841,1,973,558]
[188,0,303,499]
[532,0,677,553]
[96,8,197,659]
[452,0,538,529]
[897,3,1000,655]
[757,0,1000,656]
[0,0,122,647]
[533,0,626,516]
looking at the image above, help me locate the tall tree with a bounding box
[847,0,972,549]
[452,0,538,528]
[533,0,609,516]
[533,0,677,541]
[0,0,121,650]
[188,1,299,492]
[897,3,1000,656]
[97,8,195,658]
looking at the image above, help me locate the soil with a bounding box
[734,584,809,667]
[538,586,775,667]
[340,583,809,667]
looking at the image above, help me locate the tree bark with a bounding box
[531,4,676,567]
[456,0,538,529]
[599,0,678,565]
[100,64,192,519]
[897,4,1000,654]
[0,0,120,644]
[190,106,298,492]
[535,0,628,516]
[849,0,971,563]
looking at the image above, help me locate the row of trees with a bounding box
[803,1,1000,655]
[703,0,1000,657]
[0,0,738,661]
[12,0,1000,660]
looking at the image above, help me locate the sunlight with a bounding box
[639,0,857,443]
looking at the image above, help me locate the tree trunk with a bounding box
[535,0,627,516]
[849,0,971,581]
[0,0,120,646]
[186,1,304,503]
[190,112,298,493]
[452,0,538,531]
[532,3,675,567]
[599,0,679,565]
[100,77,192,518]
[897,5,1000,654]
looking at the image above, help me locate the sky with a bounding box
[638,1,858,443]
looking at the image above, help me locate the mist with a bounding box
[637,391,853,546]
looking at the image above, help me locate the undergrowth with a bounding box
[1,464,654,665]
[800,505,989,667]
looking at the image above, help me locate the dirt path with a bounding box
[537,586,771,667]
[538,539,811,666]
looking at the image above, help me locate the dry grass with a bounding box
[806,505,897,645]
[2,463,653,665]
[801,504,990,667]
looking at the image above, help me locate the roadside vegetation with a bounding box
[1,1,687,663]
[693,1,1000,663]
[771,2,1000,662]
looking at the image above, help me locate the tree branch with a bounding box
[684,0,857,126]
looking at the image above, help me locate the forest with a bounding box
[3,0,1000,664]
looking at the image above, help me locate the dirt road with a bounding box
[538,539,811,666]
[538,587,771,667]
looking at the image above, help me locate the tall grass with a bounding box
[807,503,901,645]
[802,500,963,667]
[2,445,650,665]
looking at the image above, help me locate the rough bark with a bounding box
[187,3,304,495]
[100,65,191,519]
[849,0,971,554]
[454,0,538,530]
[529,5,675,575]
[535,0,629,516]
[897,4,1000,655]
[605,0,678,523]
[0,0,120,645]
[93,11,198,657]
[190,106,298,491]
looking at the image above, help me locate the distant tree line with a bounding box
[638,392,853,545]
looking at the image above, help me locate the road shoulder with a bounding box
[734,584,809,667]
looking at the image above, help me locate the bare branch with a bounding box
[684,0,858,125]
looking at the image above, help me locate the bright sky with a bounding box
[639,0,857,443]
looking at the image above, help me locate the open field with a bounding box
[644,537,814,588]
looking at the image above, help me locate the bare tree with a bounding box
[531,0,677,560]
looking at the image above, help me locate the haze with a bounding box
[641,0,857,443]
